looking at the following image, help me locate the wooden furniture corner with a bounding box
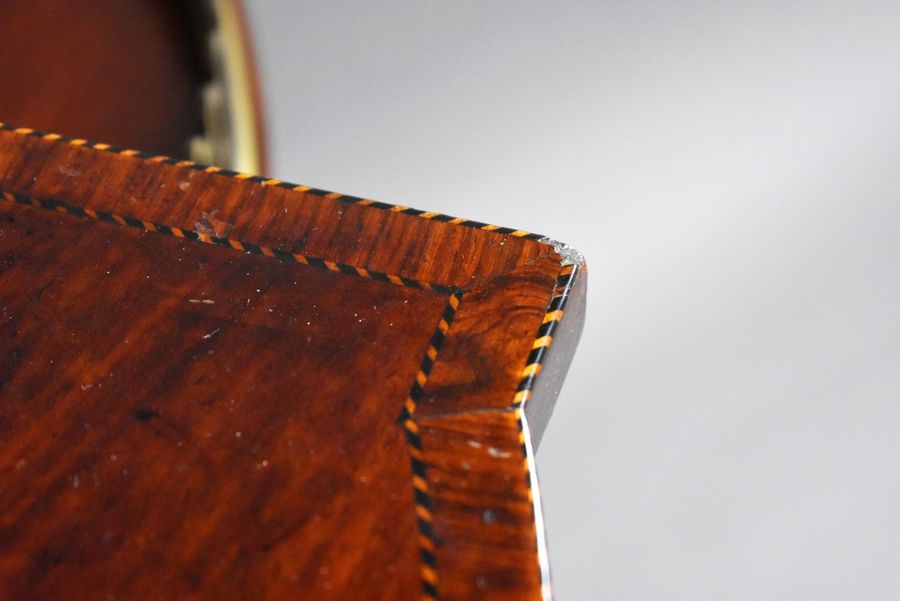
[0,124,585,600]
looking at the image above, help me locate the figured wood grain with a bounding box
[0,126,586,600]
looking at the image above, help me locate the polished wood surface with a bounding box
[0,1,204,158]
[0,126,585,600]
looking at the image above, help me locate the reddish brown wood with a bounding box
[0,126,586,600]
[0,1,204,158]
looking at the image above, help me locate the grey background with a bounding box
[244,2,900,599]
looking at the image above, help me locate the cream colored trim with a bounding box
[190,0,264,173]
[215,0,262,174]
[521,411,554,601]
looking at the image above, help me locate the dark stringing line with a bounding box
[0,123,546,241]
[397,292,461,601]
[0,190,456,295]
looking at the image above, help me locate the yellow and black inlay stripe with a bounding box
[0,123,545,241]
[511,264,579,410]
[0,190,456,296]
[397,292,462,601]
[510,262,580,599]
[511,264,579,485]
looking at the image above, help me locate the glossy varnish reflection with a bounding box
[0,126,585,600]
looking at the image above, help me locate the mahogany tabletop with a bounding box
[0,124,585,600]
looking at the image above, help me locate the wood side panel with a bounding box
[0,126,586,600]
[0,202,442,599]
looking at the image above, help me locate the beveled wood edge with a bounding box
[0,123,545,241]
[0,124,558,292]
[512,261,585,601]
[415,261,584,600]
[523,260,588,447]
[0,123,587,600]
[402,260,584,599]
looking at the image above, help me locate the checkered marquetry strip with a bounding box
[398,293,462,601]
[0,123,545,240]
[513,262,580,600]
[0,190,455,296]
[513,263,579,468]
[511,263,579,410]
[511,263,579,492]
